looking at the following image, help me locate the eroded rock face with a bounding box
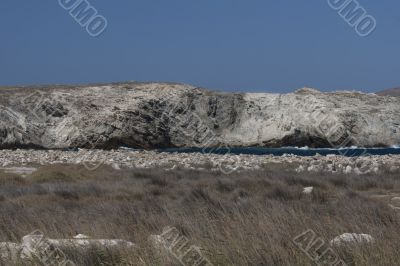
[0,82,399,149]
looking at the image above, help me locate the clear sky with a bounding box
[1,0,399,92]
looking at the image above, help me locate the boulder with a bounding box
[2,233,135,263]
[330,233,374,246]
[302,187,314,194]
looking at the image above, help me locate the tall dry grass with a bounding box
[0,163,399,265]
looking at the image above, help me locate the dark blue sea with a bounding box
[158,146,400,157]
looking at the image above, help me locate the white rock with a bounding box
[48,238,135,248]
[18,233,135,261]
[302,187,314,194]
[112,163,120,170]
[330,233,374,246]
[354,167,362,175]
[344,165,352,174]
[388,204,400,210]
[0,167,37,177]
[296,165,305,173]
[74,234,90,239]
[307,165,315,172]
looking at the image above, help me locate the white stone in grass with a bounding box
[330,233,374,246]
[112,163,121,170]
[389,197,400,210]
[295,165,305,173]
[391,197,400,202]
[19,233,135,260]
[388,204,400,210]
[302,187,313,194]
[307,165,315,172]
[354,168,362,175]
[74,234,90,239]
[344,165,352,174]
[0,167,37,177]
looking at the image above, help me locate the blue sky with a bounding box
[0,0,399,92]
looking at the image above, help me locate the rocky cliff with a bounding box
[0,82,399,149]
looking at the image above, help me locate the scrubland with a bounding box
[0,163,399,265]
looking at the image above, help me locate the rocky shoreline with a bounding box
[1,83,399,149]
[0,149,398,175]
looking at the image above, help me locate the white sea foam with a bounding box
[299,146,309,150]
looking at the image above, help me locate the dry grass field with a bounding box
[0,163,399,265]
